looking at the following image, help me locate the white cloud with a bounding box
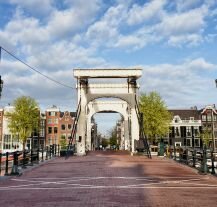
[127,0,166,25]
[176,0,203,12]
[156,6,208,36]
[168,34,203,47]
[138,58,217,108]
[8,0,54,16]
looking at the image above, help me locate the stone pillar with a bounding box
[131,107,139,154]
[76,80,88,156]
[124,119,130,150]
[86,116,92,151]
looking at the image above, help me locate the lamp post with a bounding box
[0,75,3,98]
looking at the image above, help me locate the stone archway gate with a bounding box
[72,69,143,156]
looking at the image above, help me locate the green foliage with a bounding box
[60,135,67,150]
[110,136,117,147]
[101,138,109,148]
[139,91,172,142]
[6,96,39,150]
[200,127,211,146]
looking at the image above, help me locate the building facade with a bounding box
[167,109,202,148]
[45,105,76,146]
[200,105,217,150]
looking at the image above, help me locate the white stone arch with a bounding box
[86,100,131,151]
[74,69,141,155]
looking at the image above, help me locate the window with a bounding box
[190,117,194,121]
[186,126,191,137]
[175,127,180,137]
[194,139,200,147]
[207,115,212,121]
[202,115,206,121]
[48,127,52,134]
[194,126,200,137]
[61,124,65,130]
[175,142,181,147]
[186,138,192,147]
[48,118,52,124]
[54,127,58,134]
[68,124,72,130]
[54,118,58,124]
[214,115,217,121]
[48,111,57,116]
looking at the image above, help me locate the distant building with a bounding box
[45,105,76,146]
[166,109,202,148]
[1,105,22,153]
[200,105,217,150]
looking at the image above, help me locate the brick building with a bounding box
[45,105,76,146]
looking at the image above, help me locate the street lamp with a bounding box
[215,79,217,88]
[0,75,3,98]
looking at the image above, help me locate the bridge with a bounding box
[1,151,217,206]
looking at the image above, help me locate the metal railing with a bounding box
[0,144,60,176]
[166,146,217,175]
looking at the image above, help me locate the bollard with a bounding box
[4,152,9,176]
[211,151,215,175]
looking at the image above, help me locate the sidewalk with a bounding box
[0,151,217,207]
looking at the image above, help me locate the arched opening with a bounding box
[85,97,131,152]
[91,112,125,151]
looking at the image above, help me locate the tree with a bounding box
[139,91,172,143]
[60,135,67,150]
[6,96,40,151]
[200,127,211,147]
[101,138,109,148]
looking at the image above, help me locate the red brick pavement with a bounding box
[1,151,217,207]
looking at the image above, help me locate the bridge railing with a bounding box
[166,146,217,175]
[0,144,60,176]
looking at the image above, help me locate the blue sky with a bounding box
[0,0,217,134]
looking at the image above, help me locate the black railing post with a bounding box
[37,148,39,163]
[0,153,2,175]
[185,149,189,165]
[54,144,57,156]
[41,147,44,162]
[4,152,9,176]
[211,150,215,175]
[200,145,208,174]
[11,151,19,175]
[174,145,176,161]
[49,145,52,158]
[57,144,60,156]
[22,150,26,168]
[30,149,33,165]
[192,150,196,168]
[46,146,48,160]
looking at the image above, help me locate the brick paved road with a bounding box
[1,151,217,207]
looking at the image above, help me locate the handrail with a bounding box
[134,96,151,158]
[66,97,82,157]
